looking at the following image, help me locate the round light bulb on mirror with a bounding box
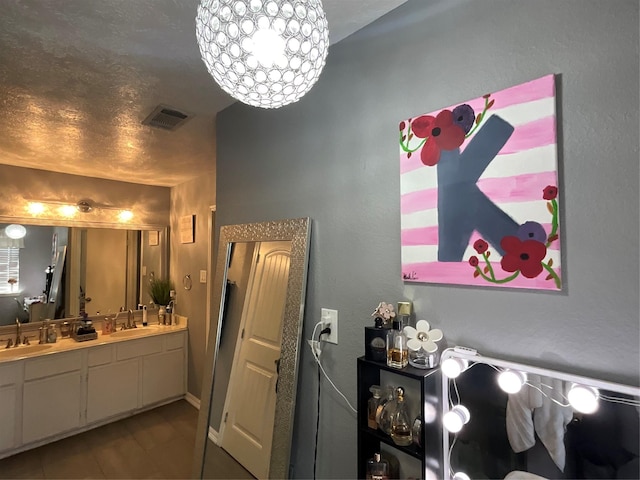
[453,472,471,480]
[443,405,470,433]
[5,224,26,239]
[441,357,469,379]
[568,383,599,414]
[498,369,527,394]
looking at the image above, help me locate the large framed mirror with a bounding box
[193,217,311,480]
[441,349,640,480]
[0,221,168,327]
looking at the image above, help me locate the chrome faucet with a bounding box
[127,309,136,329]
[14,318,21,347]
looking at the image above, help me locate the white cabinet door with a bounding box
[23,371,82,444]
[142,349,185,406]
[87,359,139,424]
[0,385,17,451]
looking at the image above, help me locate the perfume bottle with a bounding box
[368,385,382,429]
[386,318,408,369]
[390,386,413,446]
[366,453,389,480]
[376,386,395,435]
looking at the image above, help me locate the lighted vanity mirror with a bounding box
[193,218,311,480]
[0,222,168,326]
[441,349,640,480]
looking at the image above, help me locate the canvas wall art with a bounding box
[399,74,561,290]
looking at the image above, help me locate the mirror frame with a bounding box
[0,215,169,330]
[193,217,311,479]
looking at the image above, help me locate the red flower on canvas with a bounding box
[468,256,479,267]
[410,110,466,166]
[473,239,489,254]
[543,185,558,200]
[500,236,547,278]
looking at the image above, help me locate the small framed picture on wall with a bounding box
[180,215,195,244]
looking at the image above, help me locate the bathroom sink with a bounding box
[109,325,162,339]
[0,343,54,358]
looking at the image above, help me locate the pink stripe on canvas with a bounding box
[401,171,558,215]
[401,262,561,290]
[400,115,556,175]
[404,74,555,121]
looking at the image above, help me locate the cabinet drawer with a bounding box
[25,351,81,380]
[165,332,184,351]
[88,345,113,367]
[116,337,162,361]
[0,362,22,386]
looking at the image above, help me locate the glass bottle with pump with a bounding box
[390,386,413,446]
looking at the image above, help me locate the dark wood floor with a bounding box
[0,399,253,479]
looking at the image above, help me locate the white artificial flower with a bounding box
[403,320,443,353]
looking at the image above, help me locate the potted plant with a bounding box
[148,278,174,324]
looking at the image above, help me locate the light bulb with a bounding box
[5,224,26,239]
[58,205,77,217]
[568,383,599,414]
[118,210,133,222]
[443,405,470,433]
[27,202,45,215]
[453,472,471,480]
[498,370,527,394]
[441,358,469,379]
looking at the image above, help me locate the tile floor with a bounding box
[0,400,253,479]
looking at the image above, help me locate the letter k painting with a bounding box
[399,75,562,291]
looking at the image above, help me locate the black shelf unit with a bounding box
[357,356,442,479]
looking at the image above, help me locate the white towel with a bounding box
[506,374,543,452]
[533,377,573,472]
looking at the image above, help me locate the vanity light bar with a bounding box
[25,201,133,223]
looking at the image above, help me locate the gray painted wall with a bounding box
[214,0,639,477]
[170,172,216,398]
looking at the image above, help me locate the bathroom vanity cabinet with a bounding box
[357,356,442,480]
[0,329,187,459]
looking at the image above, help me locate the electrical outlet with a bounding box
[199,270,207,283]
[320,308,338,344]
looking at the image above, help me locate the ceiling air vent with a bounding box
[142,104,192,131]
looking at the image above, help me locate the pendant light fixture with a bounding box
[195,0,329,109]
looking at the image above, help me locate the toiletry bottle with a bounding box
[368,385,382,429]
[47,322,57,343]
[365,317,387,363]
[376,386,395,435]
[142,305,148,326]
[366,453,389,480]
[390,386,413,446]
[397,301,412,328]
[386,318,408,369]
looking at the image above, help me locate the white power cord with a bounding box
[307,321,357,413]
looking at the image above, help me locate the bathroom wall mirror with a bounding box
[0,221,168,327]
[193,217,311,480]
[441,349,640,480]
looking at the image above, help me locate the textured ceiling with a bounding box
[0,0,407,187]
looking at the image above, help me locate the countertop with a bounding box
[0,322,188,364]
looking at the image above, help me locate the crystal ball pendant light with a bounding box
[196,0,329,109]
